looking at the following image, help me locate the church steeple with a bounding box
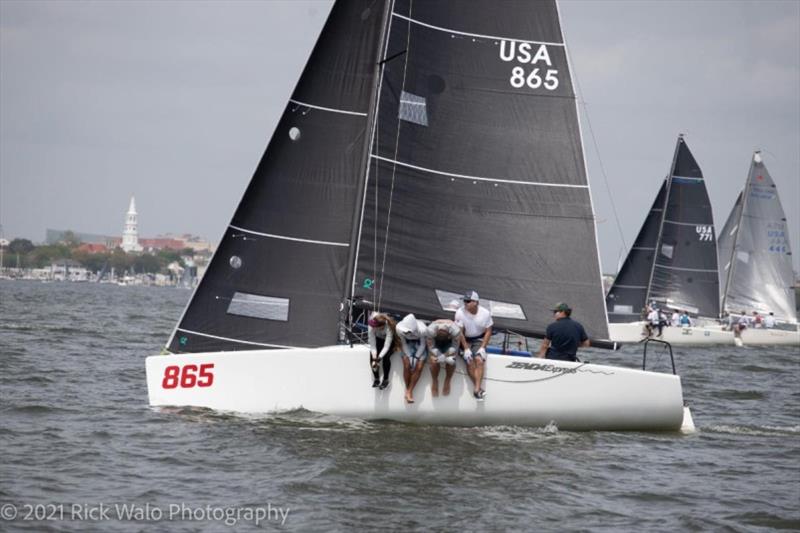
[121,195,143,252]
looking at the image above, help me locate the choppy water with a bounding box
[1,280,798,531]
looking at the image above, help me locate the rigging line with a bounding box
[562,40,627,256]
[175,328,295,349]
[377,0,414,311]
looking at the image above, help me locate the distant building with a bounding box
[77,243,108,254]
[121,196,143,253]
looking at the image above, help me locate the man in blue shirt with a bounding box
[536,302,590,362]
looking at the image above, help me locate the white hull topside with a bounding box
[146,344,686,431]
[608,322,800,346]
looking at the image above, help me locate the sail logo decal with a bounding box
[499,41,559,91]
[506,361,576,374]
[696,226,713,241]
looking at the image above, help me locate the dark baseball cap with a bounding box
[552,302,571,313]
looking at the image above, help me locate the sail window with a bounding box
[736,251,750,264]
[399,91,428,126]
[229,256,242,269]
[434,289,526,320]
[227,292,289,322]
[612,305,634,315]
[289,127,301,141]
[660,244,674,259]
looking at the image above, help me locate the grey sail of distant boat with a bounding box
[165,0,609,354]
[606,135,720,321]
[718,152,796,322]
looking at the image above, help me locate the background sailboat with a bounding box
[606,135,732,345]
[718,152,799,345]
[146,0,689,430]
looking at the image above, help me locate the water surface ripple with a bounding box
[1,281,798,531]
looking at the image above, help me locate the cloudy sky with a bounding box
[1,0,798,274]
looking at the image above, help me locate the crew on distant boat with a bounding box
[426,319,462,398]
[679,310,692,327]
[764,312,776,329]
[396,313,428,404]
[536,303,589,362]
[734,311,750,337]
[368,312,397,390]
[752,311,763,328]
[646,306,665,337]
[670,310,680,327]
[455,290,492,401]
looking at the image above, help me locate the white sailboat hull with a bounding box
[146,344,686,431]
[739,327,800,346]
[608,321,799,346]
[608,322,735,345]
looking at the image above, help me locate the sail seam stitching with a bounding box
[654,264,717,273]
[663,219,709,227]
[391,13,565,47]
[176,328,296,349]
[370,155,589,188]
[229,224,349,247]
[288,99,367,117]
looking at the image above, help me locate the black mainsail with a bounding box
[168,0,610,353]
[606,136,719,321]
[718,152,796,322]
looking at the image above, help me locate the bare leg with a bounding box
[429,360,440,397]
[443,364,455,396]
[402,357,412,389]
[473,357,485,394]
[406,361,424,403]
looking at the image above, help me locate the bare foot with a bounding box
[443,381,451,396]
[405,392,414,404]
[431,384,439,397]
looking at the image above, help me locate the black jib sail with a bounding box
[168,0,610,353]
[718,152,796,322]
[606,136,719,321]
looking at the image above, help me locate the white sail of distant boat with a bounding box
[606,135,734,345]
[145,0,692,430]
[718,151,799,345]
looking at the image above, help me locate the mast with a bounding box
[644,134,682,308]
[342,0,395,339]
[720,154,755,315]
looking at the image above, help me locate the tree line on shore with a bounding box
[2,234,195,274]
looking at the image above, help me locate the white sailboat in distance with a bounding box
[718,151,799,346]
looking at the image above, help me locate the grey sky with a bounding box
[1,0,798,275]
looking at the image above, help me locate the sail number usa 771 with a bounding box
[162,363,215,389]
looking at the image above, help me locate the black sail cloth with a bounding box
[606,136,719,321]
[353,0,608,340]
[168,0,611,352]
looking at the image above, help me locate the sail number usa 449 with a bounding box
[162,363,215,389]
[499,41,559,91]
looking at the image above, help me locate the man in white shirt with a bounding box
[455,290,493,401]
[764,312,776,328]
